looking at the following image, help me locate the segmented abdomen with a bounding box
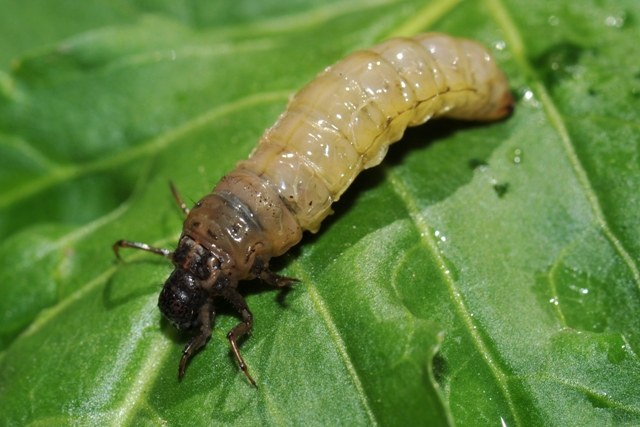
[193,33,513,275]
[237,33,512,237]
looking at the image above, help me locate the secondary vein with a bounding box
[0,90,291,210]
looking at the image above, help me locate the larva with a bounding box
[114,33,513,385]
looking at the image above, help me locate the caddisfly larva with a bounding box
[113,32,513,386]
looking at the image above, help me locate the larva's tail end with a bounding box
[494,90,515,119]
[450,83,515,122]
[477,87,515,122]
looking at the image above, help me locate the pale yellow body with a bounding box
[238,33,512,236]
[118,33,513,384]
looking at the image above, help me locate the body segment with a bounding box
[240,33,513,234]
[114,33,513,384]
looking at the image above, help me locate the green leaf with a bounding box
[1,0,640,425]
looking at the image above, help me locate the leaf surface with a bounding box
[1,0,640,425]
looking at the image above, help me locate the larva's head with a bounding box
[158,268,209,330]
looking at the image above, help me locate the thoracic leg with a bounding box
[223,289,258,387]
[251,258,300,287]
[179,300,215,380]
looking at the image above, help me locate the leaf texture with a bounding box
[1,0,639,425]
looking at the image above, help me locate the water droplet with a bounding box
[580,288,589,295]
[605,11,626,28]
[607,340,627,365]
[548,15,559,26]
[493,40,507,51]
[565,64,584,79]
[518,87,541,108]
[534,44,585,89]
[513,148,523,164]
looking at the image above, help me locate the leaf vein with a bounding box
[213,0,405,39]
[291,265,379,427]
[0,90,291,210]
[512,374,640,415]
[385,0,465,39]
[384,164,523,426]
[567,113,640,132]
[485,0,640,300]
